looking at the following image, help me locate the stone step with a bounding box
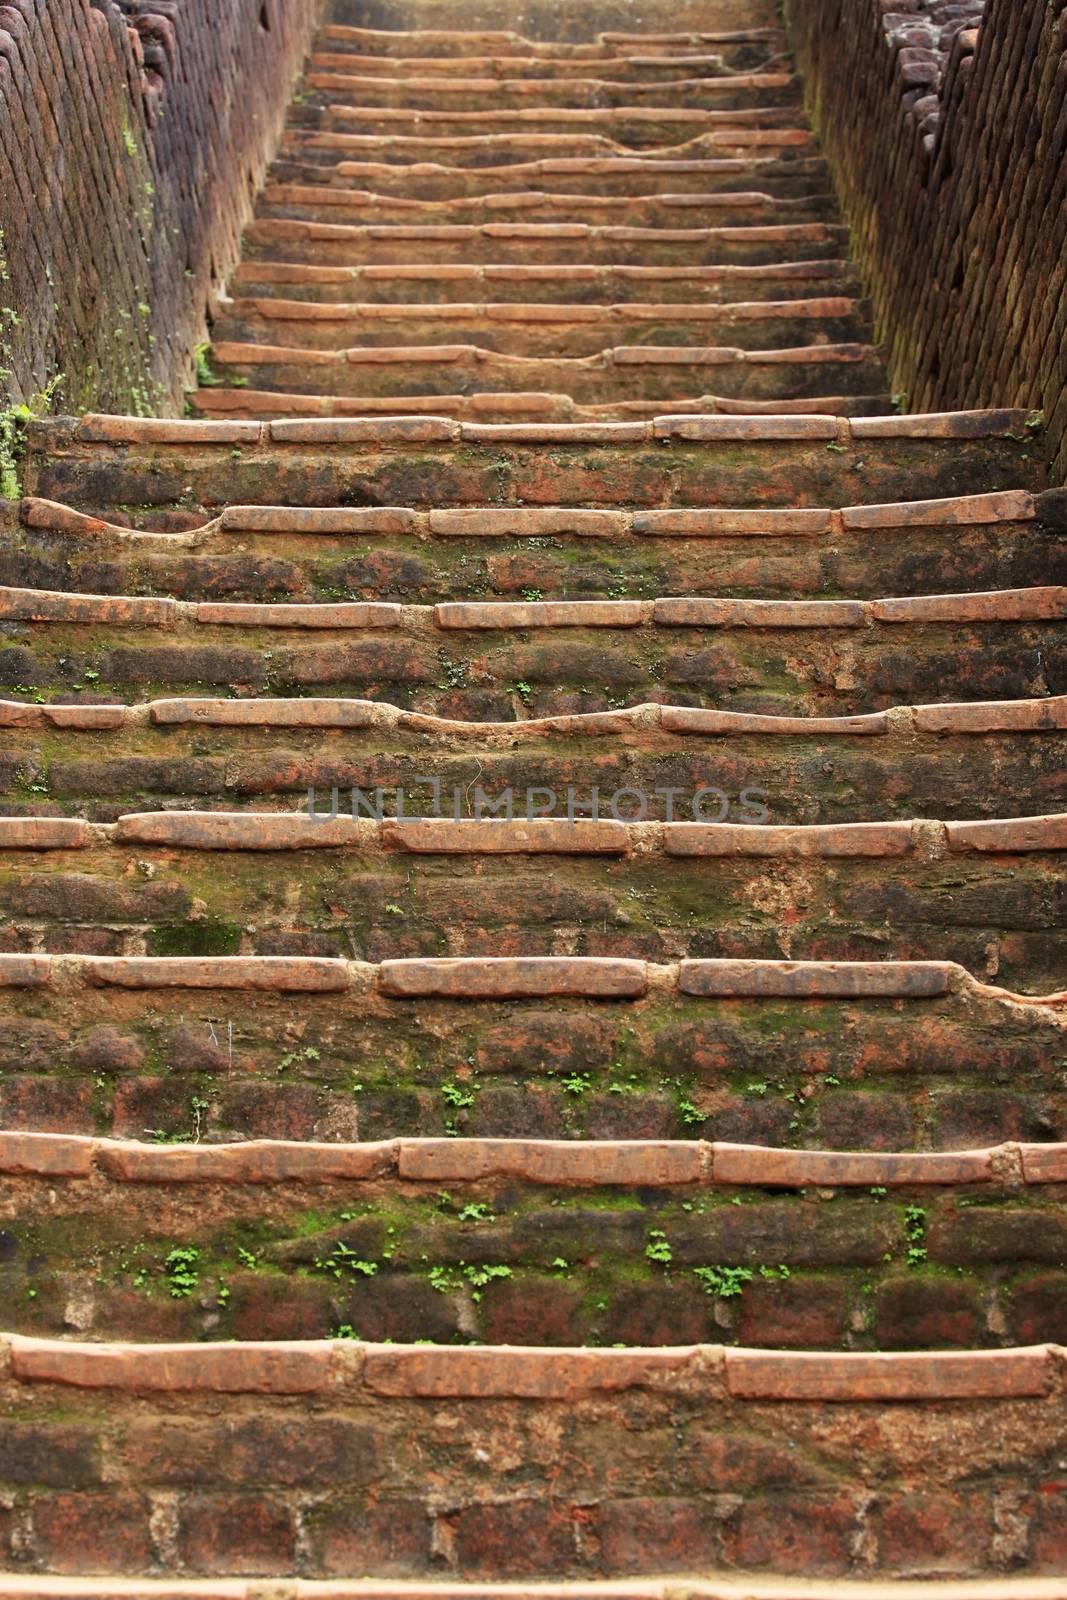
[265,155,831,200]
[313,28,787,67]
[0,1581,1064,1600]
[211,297,870,359]
[280,126,816,164]
[0,811,1062,987]
[1,691,1059,824]
[231,257,859,305]
[2,1133,1067,1348]
[243,216,851,268]
[257,185,836,226]
[27,412,1044,518]
[15,489,1056,605]
[290,104,811,151]
[204,342,888,405]
[193,387,894,422]
[0,952,1059,1143]
[317,23,788,59]
[300,70,800,113]
[0,1333,1063,1579]
[0,578,1060,714]
[308,48,784,79]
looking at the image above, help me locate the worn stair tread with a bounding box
[2,1127,1067,1185]
[0,693,1062,737]
[302,73,798,110]
[0,580,1061,629]
[1,1331,1059,1398]
[271,154,823,192]
[3,810,1065,857]
[206,343,886,404]
[10,495,1054,604]
[259,185,831,219]
[216,297,868,361]
[244,216,850,265]
[22,486,1039,542]
[319,24,787,56]
[0,952,1048,998]
[306,55,784,81]
[193,387,892,419]
[0,1582,1065,1600]
[54,406,1036,446]
[222,295,861,322]
[281,128,817,162]
[231,258,857,306]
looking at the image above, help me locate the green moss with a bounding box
[148,918,241,957]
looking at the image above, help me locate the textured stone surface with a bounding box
[0,0,320,413]
[787,0,1067,479]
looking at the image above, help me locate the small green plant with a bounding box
[236,1247,259,1270]
[441,1076,479,1135]
[462,1263,512,1302]
[313,1242,378,1281]
[164,1246,200,1299]
[0,376,63,500]
[677,1096,704,1127]
[563,1072,591,1098]
[904,1204,928,1267]
[514,680,533,706]
[645,1229,673,1267]
[276,1045,321,1072]
[457,1202,494,1223]
[428,1262,512,1302]
[150,1094,211,1145]
[194,342,222,387]
[693,1264,754,1298]
[335,1324,361,1340]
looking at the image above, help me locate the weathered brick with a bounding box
[177,1495,296,1575]
[124,1418,373,1488]
[0,1423,100,1486]
[875,1490,994,1572]
[32,1493,152,1574]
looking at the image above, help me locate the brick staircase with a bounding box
[1,0,1066,1591]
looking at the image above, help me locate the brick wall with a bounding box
[2,1339,1065,1580]
[0,0,322,417]
[786,0,1067,482]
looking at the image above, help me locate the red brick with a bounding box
[873,1277,983,1348]
[446,1500,580,1577]
[124,1418,372,1488]
[600,1498,722,1572]
[875,1491,994,1572]
[32,1493,152,1574]
[729,1493,857,1574]
[315,1499,433,1575]
[736,1276,849,1347]
[177,1495,296,1575]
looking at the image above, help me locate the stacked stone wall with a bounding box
[0,0,322,416]
[786,0,1067,480]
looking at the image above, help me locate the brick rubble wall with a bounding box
[0,0,322,416]
[786,0,1067,482]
